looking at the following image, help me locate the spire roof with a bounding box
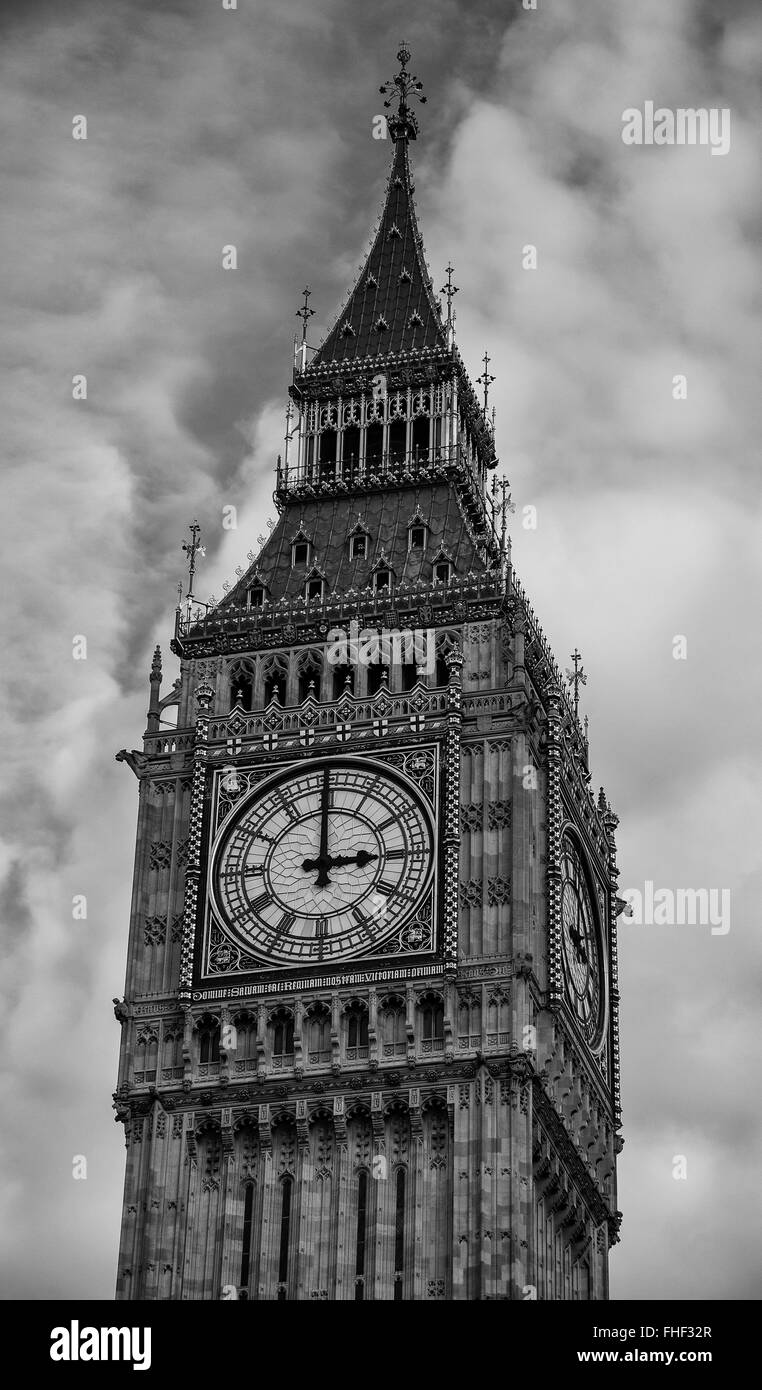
[309,46,447,368]
[310,140,447,367]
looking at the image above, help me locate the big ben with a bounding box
[114,45,623,1301]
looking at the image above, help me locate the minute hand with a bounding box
[314,767,331,887]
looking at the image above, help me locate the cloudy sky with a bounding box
[1,0,760,1300]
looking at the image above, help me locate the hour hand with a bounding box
[330,850,378,870]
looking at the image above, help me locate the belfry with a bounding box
[114,45,623,1300]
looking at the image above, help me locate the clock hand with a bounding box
[301,849,378,873]
[314,766,331,888]
[323,850,378,869]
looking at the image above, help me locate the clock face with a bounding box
[560,835,604,1044]
[210,757,435,967]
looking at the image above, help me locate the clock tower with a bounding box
[114,46,622,1301]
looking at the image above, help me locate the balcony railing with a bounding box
[174,569,505,652]
[276,443,499,540]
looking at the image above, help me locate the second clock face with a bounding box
[211,758,435,966]
[560,835,604,1045]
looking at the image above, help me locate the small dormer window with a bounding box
[409,526,426,551]
[292,540,310,567]
[351,535,367,560]
[248,586,265,608]
[306,577,324,602]
[374,569,391,594]
[434,561,451,584]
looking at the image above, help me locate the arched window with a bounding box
[365,422,383,469]
[229,662,255,712]
[319,430,337,479]
[367,663,386,696]
[197,1014,221,1067]
[401,661,417,692]
[262,658,287,706]
[134,1029,158,1085]
[345,1003,369,1060]
[298,654,322,703]
[232,1011,257,1072]
[419,993,444,1050]
[269,1008,294,1066]
[277,1176,293,1297]
[332,663,354,699]
[306,1003,331,1063]
[411,415,429,460]
[381,997,406,1057]
[162,1029,183,1081]
[343,426,361,482]
[388,419,406,465]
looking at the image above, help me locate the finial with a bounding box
[491,475,515,558]
[379,42,427,142]
[565,649,588,718]
[150,646,162,682]
[181,520,205,606]
[295,286,315,344]
[477,351,496,412]
[440,263,459,324]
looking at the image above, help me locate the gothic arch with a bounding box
[134,1028,158,1084]
[343,996,369,1056]
[379,993,406,1057]
[194,1012,221,1067]
[261,653,289,707]
[231,1009,257,1068]
[268,1006,294,1065]
[227,658,256,712]
[305,1001,331,1063]
[296,647,323,702]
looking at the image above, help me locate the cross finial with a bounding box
[295,286,315,344]
[181,520,206,604]
[565,648,588,717]
[477,350,496,412]
[440,262,459,324]
[380,42,427,142]
[490,475,515,557]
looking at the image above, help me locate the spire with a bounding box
[309,46,445,368]
[379,41,427,142]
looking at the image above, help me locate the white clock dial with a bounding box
[211,758,434,966]
[560,835,605,1045]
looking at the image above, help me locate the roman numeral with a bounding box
[386,848,405,861]
[249,891,271,914]
[377,816,397,832]
[376,879,397,897]
[314,918,328,938]
[275,911,296,934]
